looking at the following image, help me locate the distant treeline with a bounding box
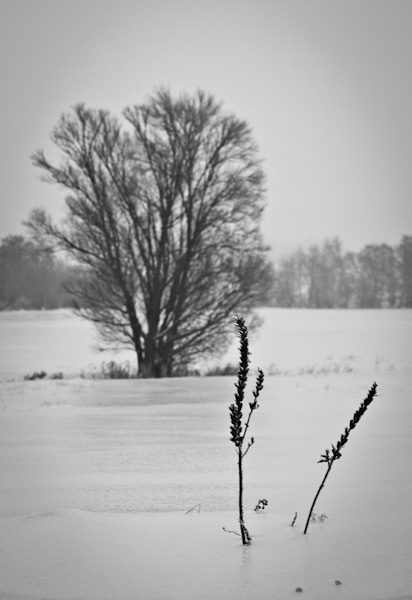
[0,235,76,310]
[269,235,412,308]
[1,234,411,310]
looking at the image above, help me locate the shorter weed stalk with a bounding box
[229,315,264,545]
[304,382,378,534]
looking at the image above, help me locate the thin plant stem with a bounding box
[229,315,264,545]
[238,448,248,544]
[303,462,333,534]
[304,382,378,534]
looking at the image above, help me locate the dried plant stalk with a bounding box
[304,382,378,534]
[229,315,264,544]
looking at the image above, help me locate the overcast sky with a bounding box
[1,0,411,256]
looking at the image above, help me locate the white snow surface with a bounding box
[0,309,411,600]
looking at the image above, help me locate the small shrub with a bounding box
[266,363,284,376]
[254,498,268,511]
[100,361,136,379]
[50,372,64,380]
[297,358,355,376]
[24,371,47,381]
[310,512,328,523]
[205,363,239,376]
[81,361,137,379]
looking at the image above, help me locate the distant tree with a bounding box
[0,235,73,309]
[271,238,355,308]
[305,238,353,308]
[306,244,324,308]
[269,236,410,309]
[397,235,412,307]
[0,236,33,308]
[306,243,327,307]
[272,249,306,307]
[356,244,398,308]
[324,238,354,308]
[339,251,358,308]
[27,90,272,377]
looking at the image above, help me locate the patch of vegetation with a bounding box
[254,498,268,511]
[310,512,328,523]
[266,356,356,377]
[297,358,355,375]
[50,372,64,380]
[204,363,239,376]
[81,361,137,379]
[24,371,47,381]
[23,371,64,381]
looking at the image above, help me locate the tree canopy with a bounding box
[27,89,272,377]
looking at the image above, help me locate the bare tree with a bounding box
[27,90,272,377]
[272,249,307,308]
[306,238,349,308]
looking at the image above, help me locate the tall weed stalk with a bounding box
[304,382,378,534]
[229,315,264,545]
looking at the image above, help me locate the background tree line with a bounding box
[269,235,412,308]
[0,235,76,310]
[2,233,411,312]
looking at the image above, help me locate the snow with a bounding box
[0,309,411,599]
[1,507,411,600]
[0,308,411,380]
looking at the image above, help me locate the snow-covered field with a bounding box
[0,309,411,600]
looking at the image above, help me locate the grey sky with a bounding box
[1,0,411,255]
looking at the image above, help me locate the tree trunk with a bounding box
[124,294,148,377]
[138,359,159,378]
[138,343,173,378]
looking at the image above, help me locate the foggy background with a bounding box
[1,0,411,256]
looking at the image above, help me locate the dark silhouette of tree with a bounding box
[26,90,272,377]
